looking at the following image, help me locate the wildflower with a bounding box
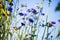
[58,19,60,22]
[7,7,12,12]
[41,13,45,16]
[19,12,24,16]
[29,18,34,23]
[21,22,25,26]
[31,8,37,14]
[50,21,56,24]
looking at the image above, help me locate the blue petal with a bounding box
[8,7,12,12]
[29,18,34,23]
[19,13,24,16]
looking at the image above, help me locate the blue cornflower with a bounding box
[29,18,34,23]
[41,13,45,16]
[50,21,56,24]
[19,12,24,16]
[7,7,12,12]
[31,8,37,14]
[58,19,60,22]
[21,22,25,26]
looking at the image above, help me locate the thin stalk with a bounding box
[57,37,58,40]
[2,25,5,40]
[51,36,52,40]
[0,31,1,40]
[41,26,46,40]
[46,27,49,40]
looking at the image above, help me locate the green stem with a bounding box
[46,27,49,40]
[42,26,46,40]
[0,31,1,40]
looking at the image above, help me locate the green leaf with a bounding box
[55,2,60,11]
[30,34,37,37]
[44,23,53,27]
[6,0,13,3]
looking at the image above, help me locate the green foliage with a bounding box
[6,0,13,3]
[56,31,60,38]
[55,2,60,11]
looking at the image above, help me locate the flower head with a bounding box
[31,8,37,14]
[7,7,12,12]
[58,19,60,22]
[19,12,24,16]
[29,18,34,23]
[50,21,56,24]
[21,22,25,26]
[41,13,45,16]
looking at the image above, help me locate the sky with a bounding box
[10,0,60,40]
